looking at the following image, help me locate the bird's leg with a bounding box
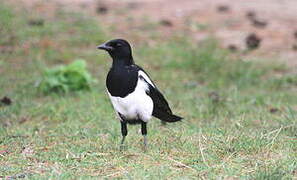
[120,121,127,150]
[141,122,148,150]
[161,121,167,126]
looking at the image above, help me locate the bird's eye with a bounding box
[116,43,122,47]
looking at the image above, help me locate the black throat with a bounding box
[111,57,134,67]
[109,51,134,67]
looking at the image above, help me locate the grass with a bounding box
[1,2,297,179]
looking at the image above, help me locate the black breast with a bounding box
[106,66,138,98]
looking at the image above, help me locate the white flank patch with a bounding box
[138,70,155,88]
[107,71,154,122]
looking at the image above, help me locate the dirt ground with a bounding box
[13,0,297,68]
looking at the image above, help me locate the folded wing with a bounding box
[138,69,183,122]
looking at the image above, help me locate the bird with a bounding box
[97,39,183,149]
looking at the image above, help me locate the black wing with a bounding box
[137,67,182,122]
[135,66,172,114]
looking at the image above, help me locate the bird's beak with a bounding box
[97,43,113,51]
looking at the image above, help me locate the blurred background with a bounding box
[0,0,297,178]
[14,0,297,65]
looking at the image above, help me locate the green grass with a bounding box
[1,3,297,179]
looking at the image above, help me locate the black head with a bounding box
[97,39,134,65]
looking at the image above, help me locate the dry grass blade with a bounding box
[167,157,197,172]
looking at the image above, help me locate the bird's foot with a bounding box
[143,135,148,152]
[120,144,127,151]
[120,136,127,151]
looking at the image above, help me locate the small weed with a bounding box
[38,60,95,94]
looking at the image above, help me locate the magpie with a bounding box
[97,39,183,149]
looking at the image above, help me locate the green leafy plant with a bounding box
[38,59,94,94]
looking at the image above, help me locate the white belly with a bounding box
[107,77,153,122]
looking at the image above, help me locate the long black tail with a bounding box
[153,111,183,123]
